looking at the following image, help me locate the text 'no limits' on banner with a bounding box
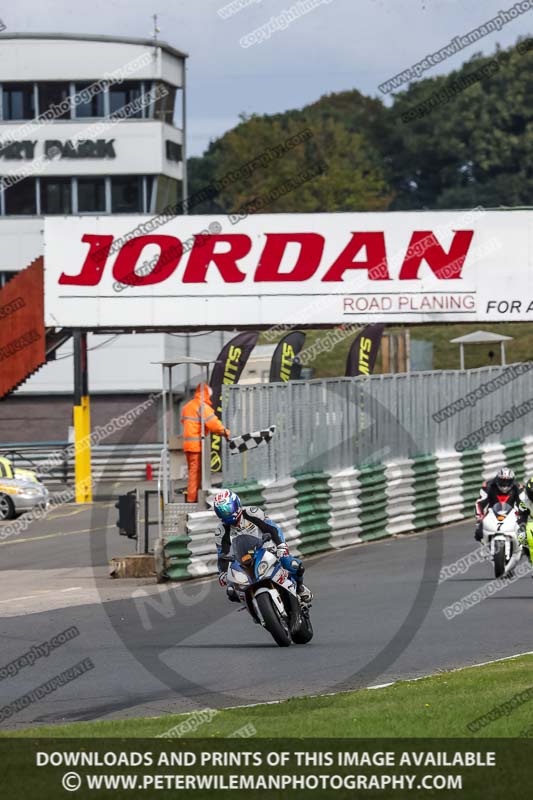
[345,324,384,377]
[209,332,258,473]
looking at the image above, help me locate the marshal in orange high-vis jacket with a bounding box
[181,383,230,502]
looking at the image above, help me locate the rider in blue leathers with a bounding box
[213,489,312,603]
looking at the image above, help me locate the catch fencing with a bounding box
[222,363,533,485]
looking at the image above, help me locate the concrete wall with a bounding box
[0,393,162,444]
[18,331,236,395]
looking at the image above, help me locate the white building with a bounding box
[239,345,276,385]
[0,33,237,443]
[0,31,187,281]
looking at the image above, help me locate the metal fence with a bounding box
[222,362,533,484]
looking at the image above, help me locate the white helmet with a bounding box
[495,467,515,493]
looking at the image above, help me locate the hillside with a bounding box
[260,323,533,378]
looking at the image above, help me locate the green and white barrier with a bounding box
[523,436,533,475]
[385,460,415,536]
[161,437,533,580]
[262,477,301,555]
[436,452,464,525]
[186,511,218,578]
[328,469,362,549]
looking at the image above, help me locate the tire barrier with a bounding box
[161,438,532,580]
[328,469,362,550]
[294,473,332,556]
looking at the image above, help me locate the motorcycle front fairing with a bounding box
[226,532,271,617]
[249,548,301,629]
[483,501,522,575]
[227,531,300,627]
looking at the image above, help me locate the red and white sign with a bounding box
[44,210,532,327]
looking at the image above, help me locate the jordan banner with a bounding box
[210,332,259,473]
[269,331,306,382]
[345,324,384,377]
[47,209,533,327]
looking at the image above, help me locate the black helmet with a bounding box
[496,467,515,494]
[526,477,533,503]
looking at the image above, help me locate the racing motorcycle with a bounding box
[482,501,523,578]
[225,532,313,647]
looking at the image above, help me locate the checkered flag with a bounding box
[228,425,276,455]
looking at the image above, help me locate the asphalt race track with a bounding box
[1,504,533,731]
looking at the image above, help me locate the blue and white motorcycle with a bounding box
[226,532,313,647]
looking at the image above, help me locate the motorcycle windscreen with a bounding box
[232,533,263,566]
[492,501,513,521]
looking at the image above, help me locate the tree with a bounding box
[186,37,533,213]
[186,105,392,215]
[385,39,533,208]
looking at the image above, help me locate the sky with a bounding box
[4,0,533,155]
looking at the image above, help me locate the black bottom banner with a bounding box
[1,738,531,799]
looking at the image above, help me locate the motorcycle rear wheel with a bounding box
[291,609,314,644]
[256,593,291,647]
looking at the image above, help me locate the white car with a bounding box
[0,457,50,521]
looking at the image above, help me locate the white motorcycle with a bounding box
[482,501,522,578]
[225,532,313,648]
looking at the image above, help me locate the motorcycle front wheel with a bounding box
[256,592,291,647]
[493,539,506,579]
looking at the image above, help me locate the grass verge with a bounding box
[3,654,533,738]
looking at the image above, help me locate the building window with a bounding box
[78,177,106,213]
[146,176,157,213]
[166,140,182,163]
[155,176,181,212]
[111,176,143,213]
[41,177,72,214]
[74,82,104,118]
[2,83,35,120]
[4,178,37,215]
[153,82,176,125]
[37,83,71,119]
[109,81,143,118]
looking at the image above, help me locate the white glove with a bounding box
[276,542,289,559]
